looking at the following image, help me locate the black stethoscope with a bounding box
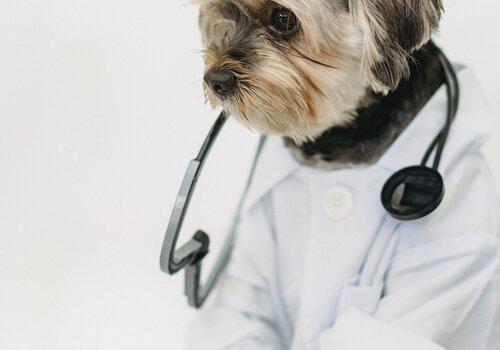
[160,44,460,308]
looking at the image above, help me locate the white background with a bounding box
[0,1,499,349]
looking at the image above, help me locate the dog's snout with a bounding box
[204,70,237,98]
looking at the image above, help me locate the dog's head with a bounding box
[198,0,443,142]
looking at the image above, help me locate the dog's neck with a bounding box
[284,42,445,170]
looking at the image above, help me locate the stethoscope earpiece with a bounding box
[381,166,444,221]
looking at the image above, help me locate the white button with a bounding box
[322,185,354,221]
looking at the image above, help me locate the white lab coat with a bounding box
[186,67,500,350]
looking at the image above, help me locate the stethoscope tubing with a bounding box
[160,43,460,309]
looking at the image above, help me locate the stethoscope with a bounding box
[160,43,460,308]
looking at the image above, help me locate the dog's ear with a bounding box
[350,0,443,93]
[199,2,216,47]
[198,1,239,48]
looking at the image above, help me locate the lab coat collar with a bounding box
[242,67,494,213]
[242,135,300,212]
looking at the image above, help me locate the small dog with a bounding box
[188,3,500,349]
[198,0,443,146]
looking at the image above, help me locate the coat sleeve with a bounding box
[185,200,283,350]
[319,233,499,350]
[319,154,500,350]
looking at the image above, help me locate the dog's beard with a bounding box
[199,0,443,143]
[206,47,368,143]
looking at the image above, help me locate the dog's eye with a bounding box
[229,50,247,61]
[269,7,299,36]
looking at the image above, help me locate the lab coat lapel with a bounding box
[378,68,493,173]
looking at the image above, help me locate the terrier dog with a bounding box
[199,0,443,151]
[187,3,500,349]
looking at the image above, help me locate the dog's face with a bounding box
[198,0,443,142]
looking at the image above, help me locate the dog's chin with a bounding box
[207,96,329,144]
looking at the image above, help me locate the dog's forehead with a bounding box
[201,0,346,17]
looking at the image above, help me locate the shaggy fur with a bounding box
[197,0,443,145]
[284,42,445,169]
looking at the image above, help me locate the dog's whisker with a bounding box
[290,46,339,70]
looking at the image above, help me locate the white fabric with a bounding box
[186,68,500,350]
[319,309,444,350]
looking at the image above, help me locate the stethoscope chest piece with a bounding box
[381,165,444,221]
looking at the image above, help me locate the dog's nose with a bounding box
[204,70,237,98]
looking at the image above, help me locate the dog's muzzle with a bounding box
[204,69,237,99]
